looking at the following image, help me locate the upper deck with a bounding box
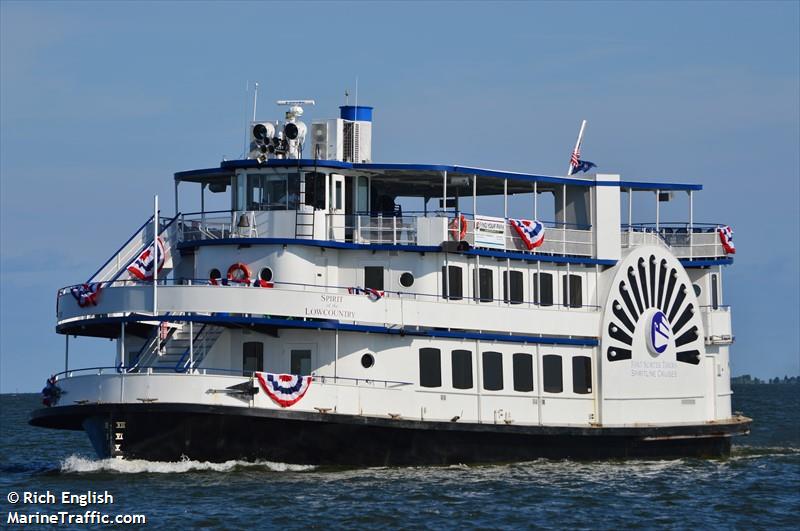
[173,159,731,263]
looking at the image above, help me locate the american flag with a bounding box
[570,148,580,168]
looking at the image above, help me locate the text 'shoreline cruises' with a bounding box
[30,99,750,465]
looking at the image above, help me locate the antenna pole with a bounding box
[242,81,249,157]
[252,82,259,122]
[567,119,587,176]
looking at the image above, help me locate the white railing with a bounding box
[623,224,728,259]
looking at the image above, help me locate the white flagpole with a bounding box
[153,194,158,316]
[566,119,587,176]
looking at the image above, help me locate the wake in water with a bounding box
[60,455,316,474]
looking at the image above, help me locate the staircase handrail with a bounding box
[174,324,210,373]
[88,215,154,282]
[105,213,182,285]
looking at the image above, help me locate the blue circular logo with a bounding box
[648,311,671,355]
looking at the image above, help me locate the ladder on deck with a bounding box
[295,210,315,239]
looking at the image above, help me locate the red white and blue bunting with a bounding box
[348,286,384,301]
[127,237,166,280]
[717,225,735,254]
[70,283,102,307]
[509,218,545,250]
[255,372,312,407]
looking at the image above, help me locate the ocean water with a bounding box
[1,385,798,529]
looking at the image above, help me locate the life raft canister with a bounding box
[227,262,252,284]
[449,214,468,241]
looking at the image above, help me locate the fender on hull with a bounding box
[30,404,751,466]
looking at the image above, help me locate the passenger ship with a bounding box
[31,100,750,465]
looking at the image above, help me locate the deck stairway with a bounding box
[127,322,223,373]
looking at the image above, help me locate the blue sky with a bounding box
[1,1,798,392]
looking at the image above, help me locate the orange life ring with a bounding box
[449,214,468,241]
[227,263,251,284]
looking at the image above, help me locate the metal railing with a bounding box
[52,366,413,388]
[623,223,728,259]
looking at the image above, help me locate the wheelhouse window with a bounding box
[533,272,554,306]
[304,172,326,210]
[562,274,583,308]
[474,268,493,303]
[451,350,473,390]
[419,348,442,388]
[572,356,592,394]
[442,265,463,300]
[503,270,524,305]
[543,355,563,393]
[365,266,384,291]
[247,173,299,211]
[243,342,264,375]
[482,351,503,391]
[512,353,534,392]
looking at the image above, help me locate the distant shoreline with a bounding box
[731,375,799,385]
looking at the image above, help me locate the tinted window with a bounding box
[304,172,326,210]
[400,272,414,287]
[534,272,553,306]
[474,268,493,302]
[504,270,524,305]
[572,356,592,394]
[562,274,583,308]
[513,353,534,392]
[419,348,442,388]
[543,355,563,393]
[442,265,463,300]
[482,351,503,391]
[711,274,719,310]
[365,266,384,291]
[451,350,473,389]
[242,342,263,375]
[290,349,311,375]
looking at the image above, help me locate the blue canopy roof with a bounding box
[174,159,703,192]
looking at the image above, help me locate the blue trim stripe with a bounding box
[680,258,733,267]
[174,159,702,192]
[177,237,618,266]
[59,314,599,347]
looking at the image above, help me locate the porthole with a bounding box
[209,268,222,280]
[260,267,273,282]
[400,272,414,288]
[693,284,701,297]
[361,353,375,368]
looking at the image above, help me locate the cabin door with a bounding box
[328,173,345,240]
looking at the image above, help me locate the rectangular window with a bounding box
[442,265,463,300]
[290,349,311,375]
[562,274,583,308]
[287,173,300,210]
[304,172,326,210]
[503,270,524,305]
[419,348,442,388]
[335,180,343,210]
[242,342,264,375]
[543,355,563,393]
[711,274,719,310]
[451,350,473,389]
[572,356,592,394]
[482,351,503,391]
[357,176,369,213]
[365,266,384,291]
[474,268,493,303]
[512,353,534,392]
[533,272,554,306]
